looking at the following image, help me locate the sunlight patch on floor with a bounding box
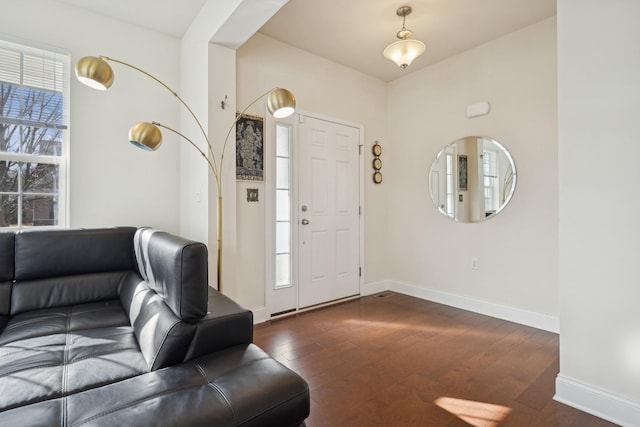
[435,396,512,427]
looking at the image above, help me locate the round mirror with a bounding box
[429,136,516,222]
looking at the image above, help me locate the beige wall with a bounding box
[235,19,558,322]
[179,0,288,296]
[557,0,640,421]
[386,18,558,317]
[235,33,388,311]
[1,0,181,232]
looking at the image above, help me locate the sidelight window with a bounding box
[274,123,292,288]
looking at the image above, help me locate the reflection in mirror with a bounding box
[429,136,516,223]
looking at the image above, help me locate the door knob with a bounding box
[301,219,310,225]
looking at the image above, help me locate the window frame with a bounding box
[0,36,70,229]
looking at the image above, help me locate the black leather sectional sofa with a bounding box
[0,227,309,426]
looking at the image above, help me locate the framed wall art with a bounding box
[236,113,264,181]
[458,154,468,191]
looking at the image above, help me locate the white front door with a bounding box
[297,116,361,308]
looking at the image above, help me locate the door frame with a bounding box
[264,110,365,319]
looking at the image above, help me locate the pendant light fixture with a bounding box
[383,5,426,69]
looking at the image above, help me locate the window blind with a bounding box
[0,39,69,130]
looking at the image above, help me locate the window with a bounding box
[0,38,69,228]
[274,123,292,288]
[482,150,498,214]
[445,152,454,218]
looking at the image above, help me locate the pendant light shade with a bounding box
[267,88,296,118]
[383,6,426,69]
[129,121,162,151]
[383,39,426,69]
[75,56,114,90]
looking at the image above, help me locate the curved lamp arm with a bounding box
[76,55,220,178]
[152,122,218,180]
[76,56,296,188]
[76,55,296,294]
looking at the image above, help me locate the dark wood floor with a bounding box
[254,292,619,427]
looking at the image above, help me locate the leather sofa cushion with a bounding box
[119,273,197,371]
[0,232,13,316]
[10,271,129,316]
[0,344,310,427]
[14,227,137,281]
[133,228,207,322]
[0,282,10,317]
[184,289,254,361]
[0,300,148,411]
[0,232,13,281]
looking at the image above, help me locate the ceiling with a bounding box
[55,0,556,82]
[55,0,208,38]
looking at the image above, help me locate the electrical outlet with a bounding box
[471,257,479,270]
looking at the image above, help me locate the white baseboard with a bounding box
[362,280,392,296]
[362,280,559,333]
[251,306,267,325]
[555,375,640,427]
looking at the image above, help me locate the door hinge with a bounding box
[297,114,304,124]
[359,205,362,216]
[359,144,363,155]
[359,267,362,277]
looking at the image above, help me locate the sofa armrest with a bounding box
[183,288,253,361]
[133,228,208,322]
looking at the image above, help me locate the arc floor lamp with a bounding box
[75,55,296,293]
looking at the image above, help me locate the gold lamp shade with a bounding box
[267,88,296,118]
[129,122,162,151]
[75,56,114,90]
